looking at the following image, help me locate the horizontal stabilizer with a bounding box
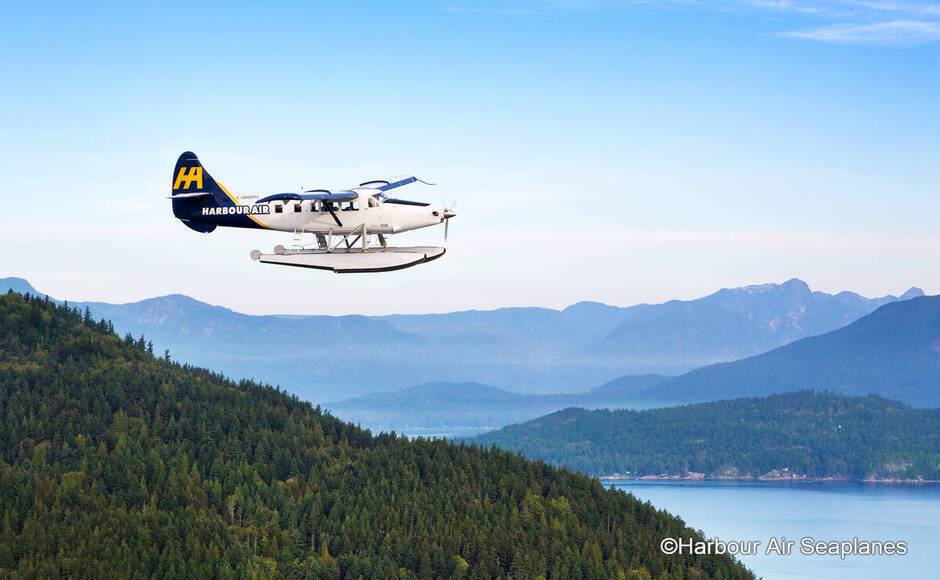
[167,191,213,199]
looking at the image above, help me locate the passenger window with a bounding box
[294,203,302,213]
[274,204,283,214]
[310,201,319,212]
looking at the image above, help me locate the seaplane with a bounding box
[169,151,455,273]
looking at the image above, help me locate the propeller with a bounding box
[442,198,457,242]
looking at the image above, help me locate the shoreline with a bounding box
[599,474,940,484]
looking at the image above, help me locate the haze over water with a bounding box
[611,480,940,579]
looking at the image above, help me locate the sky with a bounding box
[0,1,937,315]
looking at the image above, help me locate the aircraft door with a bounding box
[368,196,391,233]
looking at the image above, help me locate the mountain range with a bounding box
[0,276,922,401]
[593,279,923,358]
[331,295,939,431]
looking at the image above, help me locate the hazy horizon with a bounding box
[2,274,927,317]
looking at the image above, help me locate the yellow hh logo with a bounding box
[174,166,203,190]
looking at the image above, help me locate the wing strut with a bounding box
[324,203,342,227]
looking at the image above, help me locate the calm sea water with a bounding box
[609,480,940,580]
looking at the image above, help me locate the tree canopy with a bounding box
[0,291,751,579]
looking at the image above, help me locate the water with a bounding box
[609,480,940,580]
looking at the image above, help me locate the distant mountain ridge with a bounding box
[1,276,923,401]
[327,375,671,434]
[593,278,922,360]
[0,277,39,296]
[632,295,940,407]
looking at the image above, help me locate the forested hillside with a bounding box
[474,391,940,481]
[0,291,751,579]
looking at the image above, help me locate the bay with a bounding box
[609,480,940,579]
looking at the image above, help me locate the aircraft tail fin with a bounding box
[171,151,232,232]
[172,151,229,198]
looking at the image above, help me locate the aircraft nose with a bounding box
[443,210,456,219]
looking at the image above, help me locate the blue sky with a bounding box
[0,1,937,314]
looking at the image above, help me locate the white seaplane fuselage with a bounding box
[219,189,449,236]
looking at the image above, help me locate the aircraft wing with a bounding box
[357,175,433,191]
[256,190,358,204]
[167,191,214,199]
